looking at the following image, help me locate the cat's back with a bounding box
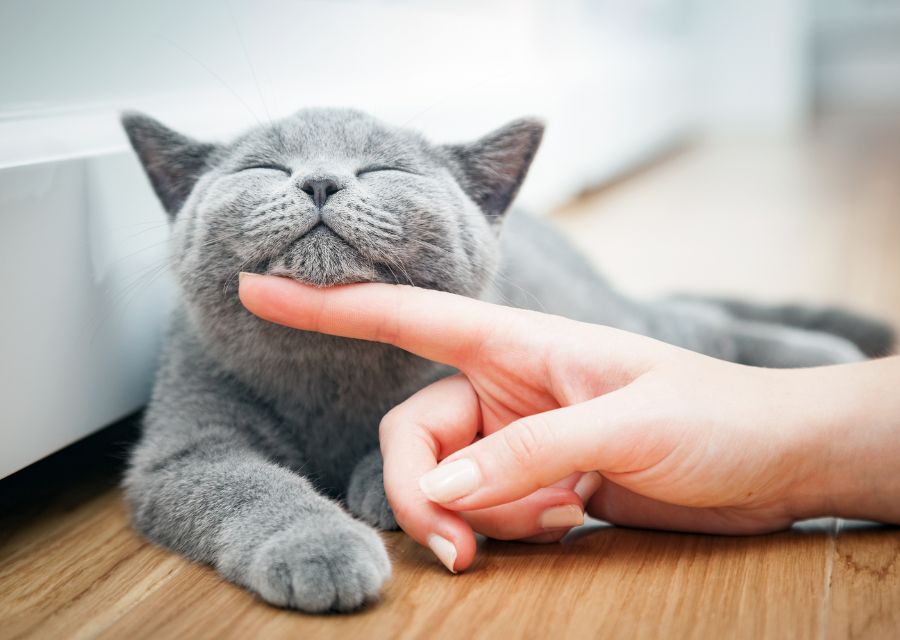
[490,212,643,331]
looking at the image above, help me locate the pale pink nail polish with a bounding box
[427,534,458,573]
[574,471,603,503]
[419,459,481,503]
[539,504,584,530]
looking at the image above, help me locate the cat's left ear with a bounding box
[121,111,219,218]
[443,118,544,220]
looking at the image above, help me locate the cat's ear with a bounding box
[443,118,544,219]
[121,112,219,217]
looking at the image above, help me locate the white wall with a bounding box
[0,0,694,209]
[691,0,813,134]
[814,0,900,112]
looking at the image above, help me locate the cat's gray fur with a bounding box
[121,107,893,613]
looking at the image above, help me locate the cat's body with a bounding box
[122,108,892,613]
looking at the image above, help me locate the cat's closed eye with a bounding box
[238,164,293,176]
[356,165,417,177]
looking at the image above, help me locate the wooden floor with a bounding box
[3,116,900,639]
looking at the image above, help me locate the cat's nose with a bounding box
[299,177,342,208]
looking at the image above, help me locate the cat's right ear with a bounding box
[121,112,219,218]
[442,118,544,221]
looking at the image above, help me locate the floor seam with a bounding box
[819,517,840,640]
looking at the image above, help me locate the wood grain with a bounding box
[3,116,899,639]
[0,493,843,640]
[828,523,900,639]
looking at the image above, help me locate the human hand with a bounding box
[238,274,895,572]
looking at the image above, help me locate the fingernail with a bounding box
[238,271,257,283]
[539,504,584,530]
[427,534,458,573]
[419,459,481,504]
[574,471,603,504]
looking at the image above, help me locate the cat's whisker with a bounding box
[226,0,275,127]
[399,66,517,128]
[87,260,172,341]
[127,222,171,240]
[90,225,257,336]
[381,254,413,287]
[390,234,547,312]
[110,219,167,230]
[222,246,269,301]
[378,258,401,285]
[154,34,263,128]
[389,254,418,288]
[106,226,246,275]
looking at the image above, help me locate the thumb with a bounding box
[417,392,633,511]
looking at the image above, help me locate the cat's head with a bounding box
[122,108,543,311]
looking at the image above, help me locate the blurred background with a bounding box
[2,0,899,477]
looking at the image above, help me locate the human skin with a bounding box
[239,273,900,572]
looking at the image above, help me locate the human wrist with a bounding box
[782,358,900,524]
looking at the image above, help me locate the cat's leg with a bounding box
[346,449,398,531]
[125,372,390,612]
[648,300,864,367]
[725,318,865,367]
[673,295,895,357]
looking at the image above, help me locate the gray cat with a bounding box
[121,108,893,613]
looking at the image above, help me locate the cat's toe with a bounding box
[250,517,391,613]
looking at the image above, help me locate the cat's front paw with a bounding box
[346,451,399,531]
[248,517,391,613]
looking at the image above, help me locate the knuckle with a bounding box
[502,417,552,471]
[378,414,393,440]
[372,316,399,348]
[372,288,405,345]
[378,409,402,440]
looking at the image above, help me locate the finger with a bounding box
[479,472,597,543]
[518,531,571,544]
[573,471,604,504]
[586,479,791,535]
[380,374,482,572]
[418,392,639,511]
[513,473,603,543]
[461,486,584,541]
[239,273,535,370]
[544,471,603,504]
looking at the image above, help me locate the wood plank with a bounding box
[3,486,836,640]
[0,490,183,640]
[827,522,900,639]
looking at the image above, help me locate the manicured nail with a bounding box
[539,504,584,530]
[419,459,481,504]
[574,471,603,504]
[427,534,458,573]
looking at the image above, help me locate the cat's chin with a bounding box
[264,264,405,288]
[265,267,374,288]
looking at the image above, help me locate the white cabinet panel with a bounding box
[0,155,173,477]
